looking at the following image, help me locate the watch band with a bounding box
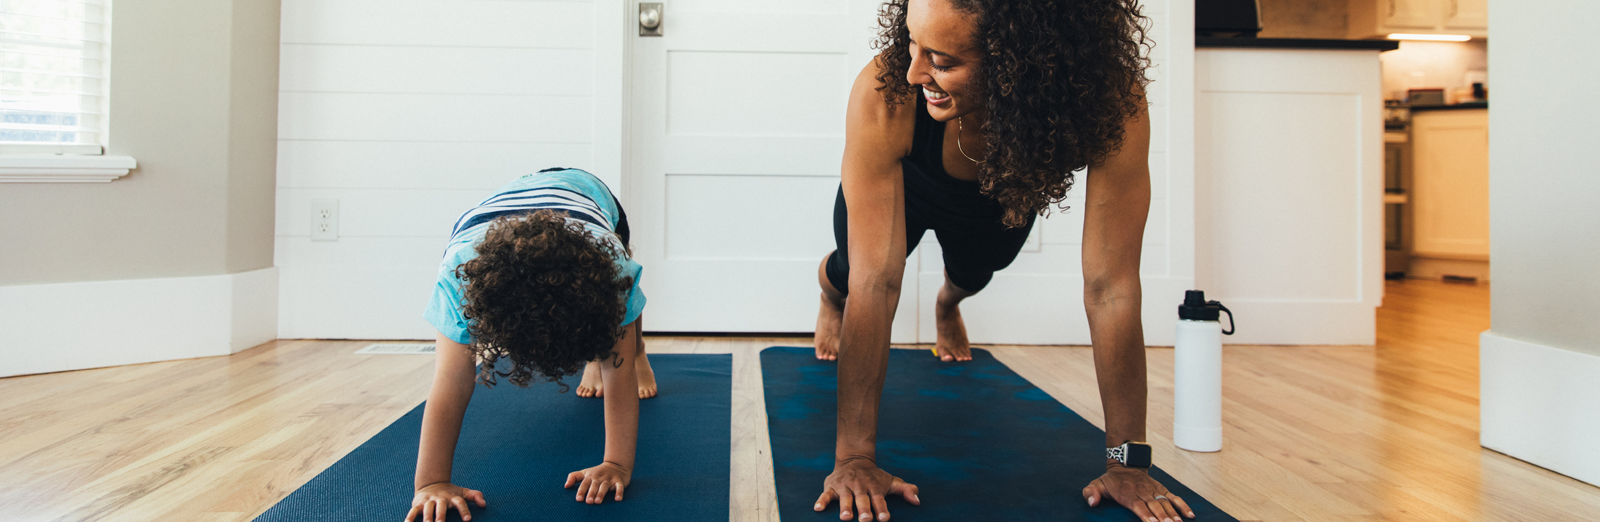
[1107,441,1153,469]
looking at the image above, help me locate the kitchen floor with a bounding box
[2,280,1597,521]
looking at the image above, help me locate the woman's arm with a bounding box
[1078,103,1196,521]
[408,332,486,522]
[565,319,640,504]
[816,60,921,522]
[1082,101,1152,456]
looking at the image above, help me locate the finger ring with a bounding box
[1154,495,1169,501]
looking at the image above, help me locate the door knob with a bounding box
[640,3,663,37]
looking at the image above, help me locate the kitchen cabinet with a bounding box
[1444,0,1488,30]
[1410,109,1489,262]
[1349,0,1488,39]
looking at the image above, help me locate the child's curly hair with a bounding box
[455,209,632,390]
[873,0,1154,227]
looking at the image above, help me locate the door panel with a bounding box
[629,0,896,334]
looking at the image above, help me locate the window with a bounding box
[1,0,108,152]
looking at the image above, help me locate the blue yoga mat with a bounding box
[257,354,730,522]
[761,347,1237,521]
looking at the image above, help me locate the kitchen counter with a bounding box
[1196,37,1400,52]
[1410,102,1488,112]
[1196,47,1386,345]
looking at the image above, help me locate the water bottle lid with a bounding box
[1179,290,1219,320]
[1178,290,1236,334]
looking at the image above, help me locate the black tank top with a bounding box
[901,92,1007,222]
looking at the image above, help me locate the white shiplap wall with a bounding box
[276,0,1193,342]
[276,0,620,339]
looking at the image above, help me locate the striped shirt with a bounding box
[424,168,646,344]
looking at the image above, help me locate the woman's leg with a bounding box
[929,214,1036,361]
[933,270,977,361]
[815,253,848,360]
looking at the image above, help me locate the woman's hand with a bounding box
[1082,466,1195,522]
[565,461,631,504]
[406,482,486,522]
[814,457,920,521]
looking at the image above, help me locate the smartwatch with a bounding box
[1107,441,1152,469]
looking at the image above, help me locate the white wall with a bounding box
[1479,0,1600,487]
[277,0,1195,344]
[0,0,281,377]
[275,0,624,339]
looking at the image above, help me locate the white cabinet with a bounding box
[1444,0,1489,30]
[1410,109,1489,261]
[1386,0,1440,29]
[1349,0,1488,38]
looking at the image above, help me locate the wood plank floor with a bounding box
[2,280,1598,521]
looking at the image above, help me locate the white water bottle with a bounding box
[1174,290,1233,452]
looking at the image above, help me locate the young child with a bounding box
[407,168,656,522]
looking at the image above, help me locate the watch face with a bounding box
[1126,443,1153,468]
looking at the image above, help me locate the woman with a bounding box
[811,0,1194,521]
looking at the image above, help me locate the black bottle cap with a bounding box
[1179,289,1221,321]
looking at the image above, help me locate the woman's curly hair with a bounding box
[873,0,1153,227]
[455,210,632,390]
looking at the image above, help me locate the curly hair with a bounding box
[455,209,632,390]
[873,0,1153,227]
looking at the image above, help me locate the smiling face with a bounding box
[905,0,984,122]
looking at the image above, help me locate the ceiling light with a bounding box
[1387,33,1472,42]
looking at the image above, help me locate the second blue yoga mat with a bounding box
[761,346,1236,521]
[256,354,730,522]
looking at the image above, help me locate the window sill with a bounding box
[0,155,138,183]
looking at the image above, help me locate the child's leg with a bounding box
[577,360,605,397]
[634,316,657,399]
[579,319,657,399]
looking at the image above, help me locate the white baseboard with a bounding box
[0,268,279,378]
[1480,331,1600,487]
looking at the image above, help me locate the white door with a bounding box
[628,0,922,336]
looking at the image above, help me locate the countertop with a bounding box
[1196,37,1401,52]
[1410,102,1489,112]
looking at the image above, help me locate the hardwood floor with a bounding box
[2,280,1597,521]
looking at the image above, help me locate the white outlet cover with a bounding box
[311,198,339,241]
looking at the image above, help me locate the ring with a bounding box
[1154,495,1169,501]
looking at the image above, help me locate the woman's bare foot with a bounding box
[815,293,843,361]
[933,274,975,362]
[635,352,658,399]
[576,360,604,397]
[934,300,973,361]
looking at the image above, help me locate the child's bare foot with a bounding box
[814,293,843,361]
[576,360,604,397]
[934,297,973,362]
[635,353,658,399]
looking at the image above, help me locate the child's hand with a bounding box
[407,482,486,522]
[564,461,632,504]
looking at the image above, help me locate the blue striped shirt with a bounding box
[424,169,646,344]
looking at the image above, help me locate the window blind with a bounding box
[0,0,107,146]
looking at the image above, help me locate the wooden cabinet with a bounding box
[1410,109,1489,261]
[1349,0,1488,39]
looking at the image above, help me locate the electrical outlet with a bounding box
[311,199,339,241]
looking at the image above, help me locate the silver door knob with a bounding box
[640,3,663,36]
